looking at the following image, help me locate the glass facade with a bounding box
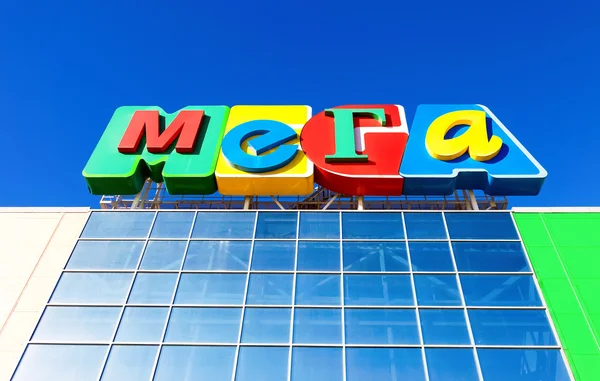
[12,211,573,381]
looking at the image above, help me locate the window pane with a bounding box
[461,275,542,307]
[404,212,446,239]
[419,309,470,345]
[344,275,414,306]
[184,241,251,271]
[255,212,297,239]
[425,348,479,381]
[346,348,425,381]
[343,242,408,271]
[175,274,247,305]
[453,242,530,272]
[192,211,256,238]
[469,309,557,346]
[251,241,295,271]
[478,349,570,381]
[115,307,168,342]
[66,241,144,270]
[165,307,241,343]
[82,211,154,238]
[342,212,404,239]
[414,275,462,306]
[50,272,133,304]
[33,306,120,342]
[297,241,340,271]
[150,212,194,238]
[128,273,177,304]
[241,307,291,343]
[409,242,454,272]
[139,241,187,270]
[246,274,293,305]
[12,344,107,381]
[445,212,518,240]
[291,347,343,381]
[345,309,420,344]
[235,347,289,381]
[100,345,158,381]
[295,274,341,305]
[293,308,342,344]
[299,212,340,239]
[154,346,236,381]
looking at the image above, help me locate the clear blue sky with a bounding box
[1,0,598,207]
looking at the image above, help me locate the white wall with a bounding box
[0,208,90,380]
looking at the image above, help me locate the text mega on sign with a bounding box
[82,105,546,197]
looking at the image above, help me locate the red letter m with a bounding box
[118,110,205,154]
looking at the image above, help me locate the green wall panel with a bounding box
[515,212,600,380]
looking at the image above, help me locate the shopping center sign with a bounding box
[83,105,546,196]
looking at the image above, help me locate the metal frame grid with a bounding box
[12,210,574,381]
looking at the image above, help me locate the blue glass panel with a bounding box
[469,309,556,346]
[295,274,341,305]
[346,348,426,381]
[128,273,178,304]
[100,345,158,381]
[255,212,297,239]
[115,307,168,342]
[139,241,187,270]
[175,274,247,305]
[293,308,342,344]
[150,212,194,238]
[165,307,241,343]
[297,241,340,271]
[453,241,530,272]
[241,307,291,343]
[345,309,420,344]
[344,275,414,306]
[419,309,470,345]
[342,212,404,239]
[235,347,289,381]
[478,349,570,381]
[66,240,144,270]
[404,212,447,239]
[192,211,256,238]
[343,242,408,271]
[251,241,295,271]
[246,274,293,305]
[184,241,251,271]
[426,348,479,381]
[154,346,236,381]
[461,275,542,306]
[50,272,133,304]
[445,212,519,240]
[414,274,462,306]
[33,306,120,342]
[12,344,107,381]
[82,211,154,238]
[409,242,454,272]
[291,347,343,381]
[299,212,340,239]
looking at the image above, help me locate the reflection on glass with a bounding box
[246,274,293,305]
[100,345,158,381]
[419,309,470,345]
[345,308,420,344]
[128,273,178,304]
[66,240,144,270]
[409,242,454,272]
[175,274,247,305]
[343,242,408,271]
[192,212,255,238]
[299,212,340,239]
[50,272,133,304]
[414,274,462,306]
[184,241,251,271]
[150,212,194,238]
[115,307,168,342]
[251,241,295,271]
[344,275,414,306]
[297,241,340,271]
[293,308,342,344]
[295,274,341,305]
[291,347,343,381]
[139,241,187,270]
[255,212,298,239]
[469,309,556,346]
[452,241,530,272]
[33,306,120,342]
[404,212,446,239]
[154,346,236,381]
[425,348,479,381]
[241,308,291,343]
[342,212,404,239]
[82,211,154,238]
[461,275,542,307]
[235,347,289,381]
[445,212,518,240]
[346,348,426,381]
[165,307,241,343]
[478,349,571,381]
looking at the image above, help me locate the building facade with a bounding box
[2,208,598,380]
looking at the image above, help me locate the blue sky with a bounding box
[0,0,598,207]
